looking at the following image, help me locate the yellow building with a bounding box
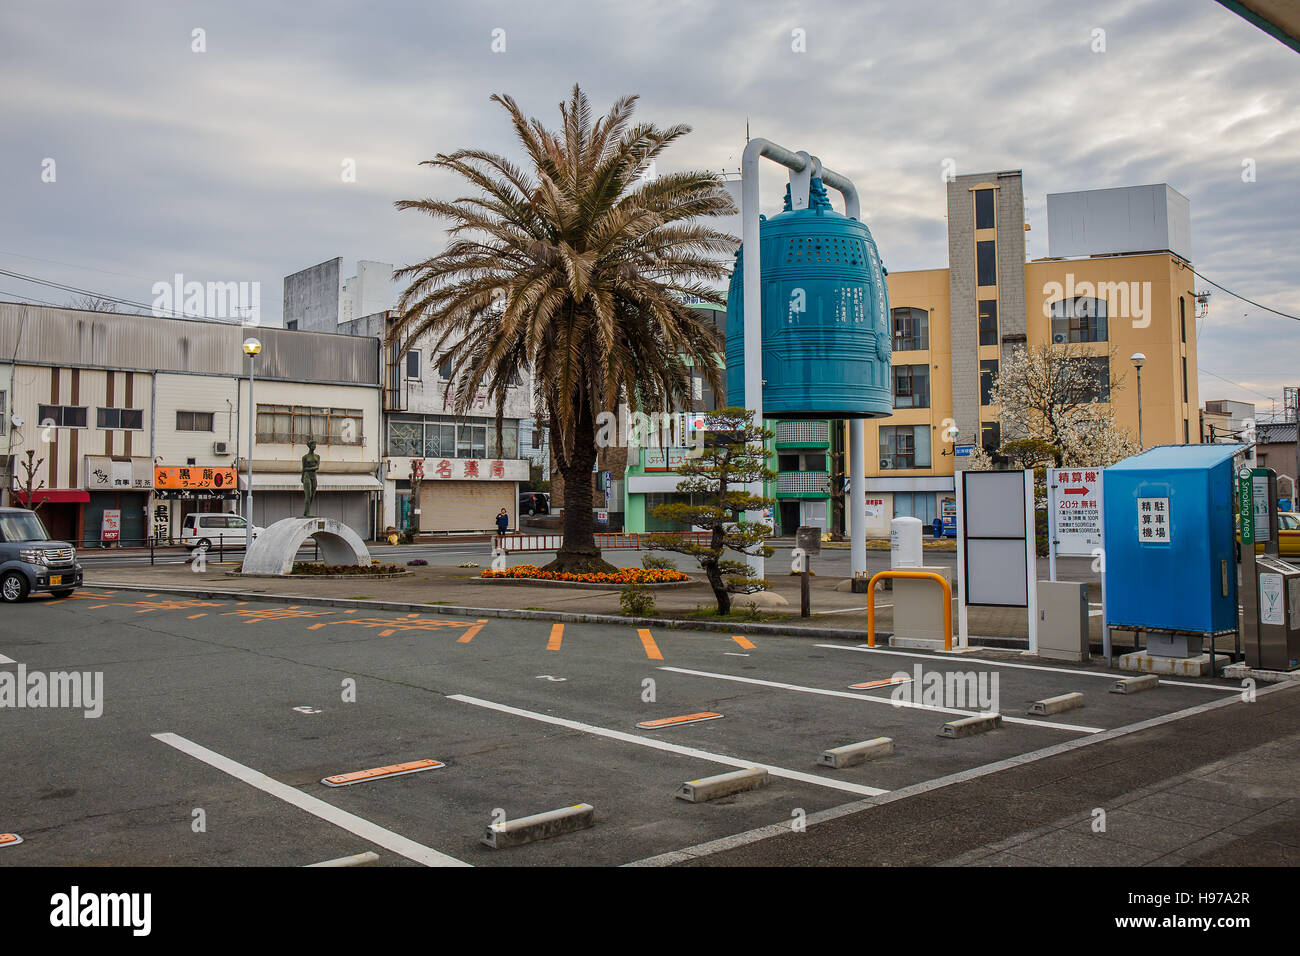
[853,175,1198,536]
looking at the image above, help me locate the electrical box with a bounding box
[1036,581,1089,662]
[1251,556,1300,671]
[1104,444,1244,637]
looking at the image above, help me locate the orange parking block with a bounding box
[321,759,445,788]
[636,712,722,729]
[848,677,913,690]
[0,833,22,847]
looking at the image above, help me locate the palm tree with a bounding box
[388,85,735,572]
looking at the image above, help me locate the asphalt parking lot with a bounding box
[0,588,1243,867]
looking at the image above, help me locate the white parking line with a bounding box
[820,604,892,614]
[0,655,15,665]
[816,643,1240,691]
[152,733,469,868]
[447,694,888,797]
[657,667,1103,734]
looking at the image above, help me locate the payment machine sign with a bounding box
[1137,498,1170,543]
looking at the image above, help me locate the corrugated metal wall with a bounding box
[0,303,379,385]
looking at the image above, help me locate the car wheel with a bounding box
[51,589,75,598]
[1,571,29,603]
[527,506,537,516]
[197,538,212,550]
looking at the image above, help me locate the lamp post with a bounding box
[243,337,262,554]
[1130,352,1146,448]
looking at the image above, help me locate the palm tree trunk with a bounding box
[545,403,617,573]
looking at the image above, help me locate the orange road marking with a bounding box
[380,629,395,637]
[731,635,756,650]
[308,623,327,630]
[321,758,444,788]
[848,677,913,690]
[187,613,207,619]
[636,712,722,729]
[0,833,21,846]
[457,620,489,644]
[547,623,564,651]
[89,604,108,609]
[145,593,157,598]
[638,628,663,660]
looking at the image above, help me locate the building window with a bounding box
[256,405,364,445]
[894,491,937,525]
[389,421,422,457]
[37,404,88,428]
[1050,297,1108,343]
[879,425,931,470]
[893,364,930,408]
[978,300,998,346]
[1184,419,1190,444]
[976,241,997,287]
[438,355,453,381]
[456,424,487,459]
[980,360,998,406]
[974,189,995,230]
[891,307,929,352]
[176,411,214,432]
[407,350,421,380]
[981,421,1001,452]
[1179,297,1186,342]
[1068,356,1111,403]
[425,422,457,457]
[286,320,298,331]
[97,408,144,430]
[1182,356,1188,402]
[778,452,827,472]
[0,391,5,437]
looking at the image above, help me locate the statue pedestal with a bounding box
[242,517,372,575]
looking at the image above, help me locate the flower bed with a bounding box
[480,564,690,585]
[292,562,406,576]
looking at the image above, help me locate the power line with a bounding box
[0,266,247,322]
[1198,366,1280,402]
[1189,265,1299,322]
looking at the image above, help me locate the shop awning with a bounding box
[239,474,383,493]
[12,489,91,504]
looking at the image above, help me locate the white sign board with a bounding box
[1049,468,1104,556]
[1252,475,1271,543]
[961,470,1029,607]
[1137,497,1170,543]
[1260,572,1284,625]
[864,497,884,520]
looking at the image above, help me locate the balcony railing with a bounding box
[777,471,830,495]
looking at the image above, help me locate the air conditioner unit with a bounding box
[213,441,230,455]
[1052,333,1067,344]
[880,459,892,469]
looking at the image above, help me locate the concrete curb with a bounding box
[86,579,894,641]
[1111,674,1160,694]
[939,714,1002,738]
[1028,692,1085,715]
[677,768,769,803]
[818,737,894,768]
[482,804,595,848]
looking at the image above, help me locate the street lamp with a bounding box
[1130,352,1146,448]
[243,337,262,554]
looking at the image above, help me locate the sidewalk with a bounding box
[85,560,1046,642]
[665,682,1300,867]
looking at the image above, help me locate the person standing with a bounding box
[495,508,510,535]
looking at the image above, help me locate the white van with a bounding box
[181,513,264,550]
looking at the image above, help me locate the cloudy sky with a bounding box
[2,0,1298,413]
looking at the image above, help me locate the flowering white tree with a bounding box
[982,343,1139,468]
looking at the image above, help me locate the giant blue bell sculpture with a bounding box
[725,177,893,418]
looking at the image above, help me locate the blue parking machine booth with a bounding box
[1103,444,1246,655]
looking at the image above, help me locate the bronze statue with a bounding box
[301,438,320,516]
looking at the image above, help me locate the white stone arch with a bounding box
[242,517,372,575]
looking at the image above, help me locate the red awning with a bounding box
[12,489,90,504]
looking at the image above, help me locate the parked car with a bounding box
[519,492,550,516]
[0,507,82,602]
[1235,511,1300,559]
[181,513,264,550]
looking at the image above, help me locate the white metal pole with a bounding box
[849,420,866,579]
[1047,467,1058,582]
[1025,468,1039,655]
[245,357,255,554]
[955,472,969,649]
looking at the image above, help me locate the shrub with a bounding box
[620,582,656,617]
[641,553,677,571]
[480,564,689,584]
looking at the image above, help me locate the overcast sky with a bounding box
[2,0,1298,414]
